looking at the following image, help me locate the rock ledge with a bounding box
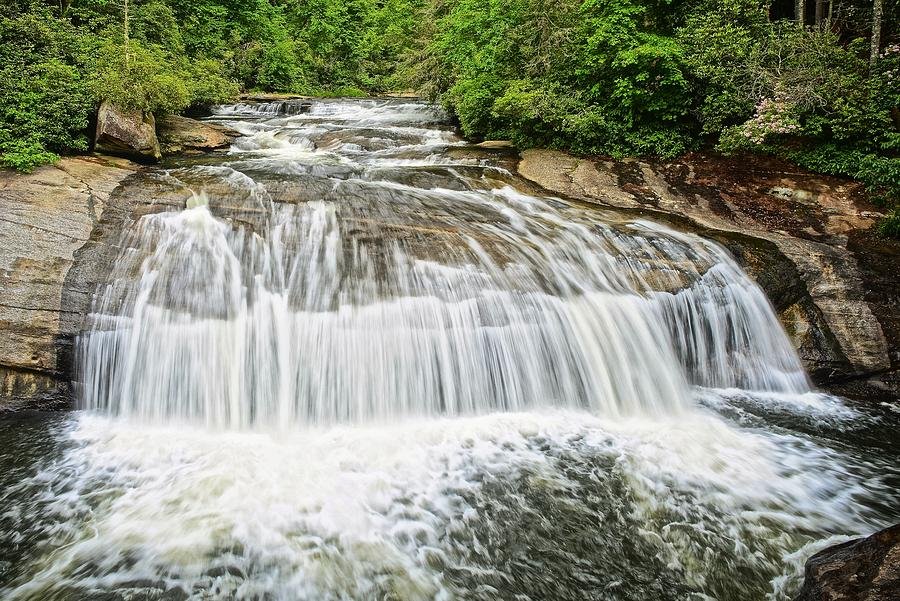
[518,149,900,401]
[794,525,900,601]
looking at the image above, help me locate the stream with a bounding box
[1,98,898,601]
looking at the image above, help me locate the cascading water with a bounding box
[78,101,806,427]
[1,99,897,601]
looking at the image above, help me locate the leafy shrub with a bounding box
[91,38,192,114]
[878,209,900,239]
[133,1,185,54]
[257,39,306,92]
[420,0,695,158]
[186,59,241,107]
[0,14,94,171]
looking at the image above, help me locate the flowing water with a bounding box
[1,99,898,600]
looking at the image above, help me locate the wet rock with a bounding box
[236,95,313,115]
[518,149,899,401]
[95,101,162,162]
[157,114,238,155]
[0,156,138,410]
[794,524,900,601]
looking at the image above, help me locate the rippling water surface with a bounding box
[1,99,898,601]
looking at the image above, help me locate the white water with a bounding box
[1,99,894,601]
[78,101,807,427]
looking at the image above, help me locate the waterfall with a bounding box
[77,100,808,428]
[7,99,894,601]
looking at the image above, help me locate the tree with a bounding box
[870,0,883,64]
[815,0,826,25]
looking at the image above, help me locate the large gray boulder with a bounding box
[94,101,162,162]
[794,525,900,601]
[156,114,238,155]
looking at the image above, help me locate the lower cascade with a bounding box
[1,99,897,601]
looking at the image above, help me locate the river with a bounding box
[1,98,897,600]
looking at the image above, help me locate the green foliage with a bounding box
[92,38,191,114]
[358,0,422,91]
[187,59,242,107]
[133,1,184,53]
[878,209,900,239]
[0,12,94,171]
[414,0,696,157]
[1,0,423,171]
[676,2,899,237]
[2,0,898,227]
[257,39,306,92]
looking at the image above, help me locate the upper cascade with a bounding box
[78,99,809,428]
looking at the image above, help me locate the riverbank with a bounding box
[0,155,139,410]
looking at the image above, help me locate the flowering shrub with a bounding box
[718,93,801,151]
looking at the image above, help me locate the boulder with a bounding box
[794,525,900,601]
[94,101,161,162]
[476,140,515,149]
[156,114,238,155]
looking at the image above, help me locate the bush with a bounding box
[186,59,241,107]
[257,39,306,92]
[420,0,695,158]
[878,209,900,239]
[0,14,94,171]
[91,38,192,114]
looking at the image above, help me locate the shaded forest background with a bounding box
[1,0,898,233]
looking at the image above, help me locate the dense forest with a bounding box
[1,0,898,233]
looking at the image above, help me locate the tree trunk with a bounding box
[124,0,130,69]
[871,0,883,65]
[815,0,826,25]
[796,0,806,25]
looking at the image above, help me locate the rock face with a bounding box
[156,114,238,154]
[794,524,900,601]
[95,101,162,162]
[518,149,900,401]
[0,156,138,410]
[2,146,898,410]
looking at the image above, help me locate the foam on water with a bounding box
[1,409,892,601]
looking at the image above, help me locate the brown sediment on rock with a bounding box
[518,149,899,401]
